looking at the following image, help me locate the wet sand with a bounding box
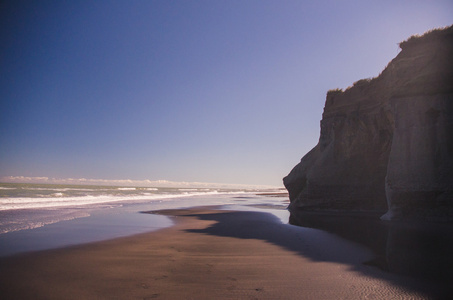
[0,207,447,299]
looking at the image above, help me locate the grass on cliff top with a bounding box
[326,25,452,99]
[327,77,375,96]
[327,88,343,96]
[399,25,453,50]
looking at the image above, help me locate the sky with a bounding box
[1,1,452,187]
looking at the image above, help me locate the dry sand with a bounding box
[0,207,447,299]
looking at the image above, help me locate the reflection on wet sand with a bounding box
[289,209,453,284]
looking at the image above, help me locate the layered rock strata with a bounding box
[284,26,453,221]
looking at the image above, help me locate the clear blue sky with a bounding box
[1,0,452,187]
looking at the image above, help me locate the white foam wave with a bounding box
[0,191,224,211]
[22,187,97,192]
[0,211,91,234]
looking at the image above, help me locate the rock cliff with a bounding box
[284,26,453,221]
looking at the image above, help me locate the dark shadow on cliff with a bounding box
[173,209,451,298]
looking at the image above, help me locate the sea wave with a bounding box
[21,187,95,191]
[0,210,92,234]
[0,191,225,211]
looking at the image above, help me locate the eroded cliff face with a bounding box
[284,26,453,221]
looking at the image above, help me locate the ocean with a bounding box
[0,182,289,256]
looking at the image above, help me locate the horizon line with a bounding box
[0,176,282,190]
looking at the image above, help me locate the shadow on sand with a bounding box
[289,209,453,283]
[176,209,452,299]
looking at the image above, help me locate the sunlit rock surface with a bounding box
[284,26,453,221]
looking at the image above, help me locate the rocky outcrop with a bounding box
[284,26,453,221]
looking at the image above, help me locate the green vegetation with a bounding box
[352,78,373,87]
[327,88,343,96]
[399,25,453,50]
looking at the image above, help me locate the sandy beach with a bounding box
[0,206,448,299]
